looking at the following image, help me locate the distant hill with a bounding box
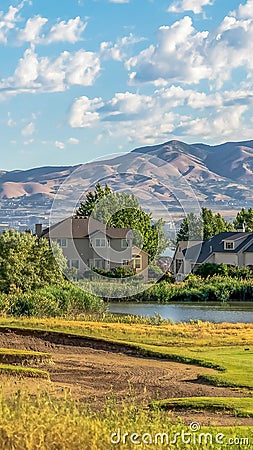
[1,140,253,212]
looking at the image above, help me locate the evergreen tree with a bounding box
[234,208,253,231]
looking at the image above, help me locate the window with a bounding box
[57,238,67,248]
[225,241,234,250]
[121,239,128,248]
[67,259,79,269]
[133,255,141,269]
[176,259,183,273]
[95,238,106,247]
[122,259,129,266]
[94,259,104,268]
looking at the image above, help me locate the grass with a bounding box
[0,316,253,424]
[0,391,251,450]
[0,348,52,365]
[0,363,50,379]
[153,397,253,418]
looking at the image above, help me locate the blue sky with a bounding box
[0,0,253,170]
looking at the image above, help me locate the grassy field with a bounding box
[0,316,252,448]
[0,391,251,450]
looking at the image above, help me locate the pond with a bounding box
[109,302,253,323]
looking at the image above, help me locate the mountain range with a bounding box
[1,140,253,217]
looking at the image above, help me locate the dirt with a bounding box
[0,327,252,427]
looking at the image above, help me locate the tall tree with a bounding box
[0,230,66,293]
[177,208,233,242]
[234,208,253,232]
[76,185,169,260]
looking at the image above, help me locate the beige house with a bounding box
[37,217,149,278]
[171,231,253,280]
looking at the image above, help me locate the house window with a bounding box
[94,259,104,268]
[225,241,234,250]
[95,238,106,247]
[176,259,183,273]
[67,259,79,269]
[133,255,141,269]
[121,239,128,248]
[122,259,129,266]
[57,238,67,248]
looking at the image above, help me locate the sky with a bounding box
[0,0,253,170]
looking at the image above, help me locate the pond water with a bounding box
[109,302,253,323]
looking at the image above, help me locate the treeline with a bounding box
[177,207,253,242]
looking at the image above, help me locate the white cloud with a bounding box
[68,86,253,145]
[68,137,79,144]
[55,140,65,149]
[18,15,87,44]
[70,96,104,128]
[168,0,213,14]
[109,0,129,3]
[235,0,253,19]
[21,121,35,136]
[100,33,145,61]
[0,46,101,96]
[18,16,48,43]
[127,17,210,85]
[45,16,87,44]
[0,3,24,43]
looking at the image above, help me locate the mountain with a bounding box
[1,140,253,220]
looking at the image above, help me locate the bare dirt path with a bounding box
[0,327,252,427]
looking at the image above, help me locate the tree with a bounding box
[234,208,253,232]
[76,183,112,218]
[76,184,169,260]
[0,229,66,293]
[177,208,233,242]
[176,212,203,242]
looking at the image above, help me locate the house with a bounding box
[36,217,148,278]
[171,231,253,280]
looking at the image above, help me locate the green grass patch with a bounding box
[154,397,253,418]
[0,363,50,379]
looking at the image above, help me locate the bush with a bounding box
[0,283,106,318]
[93,266,136,278]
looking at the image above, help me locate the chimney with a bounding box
[35,223,43,238]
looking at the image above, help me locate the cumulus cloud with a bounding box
[69,86,252,144]
[100,33,145,62]
[168,0,213,14]
[69,96,104,128]
[0,46,101,96]
[21,121,35,136]
[18,16,48,43]
[18,15,87,44]
[127,17,210,85]
[0,2,25,43]
[45,16,87,44]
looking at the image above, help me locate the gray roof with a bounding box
[41,217,132,239]
[183,231,253,264]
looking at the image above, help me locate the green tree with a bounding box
[0,229,66,293]
[76,185,169,260]
[176,212,203,242]
[76,183,112,218]
[234,207,253,232]
[177,208,233,242]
